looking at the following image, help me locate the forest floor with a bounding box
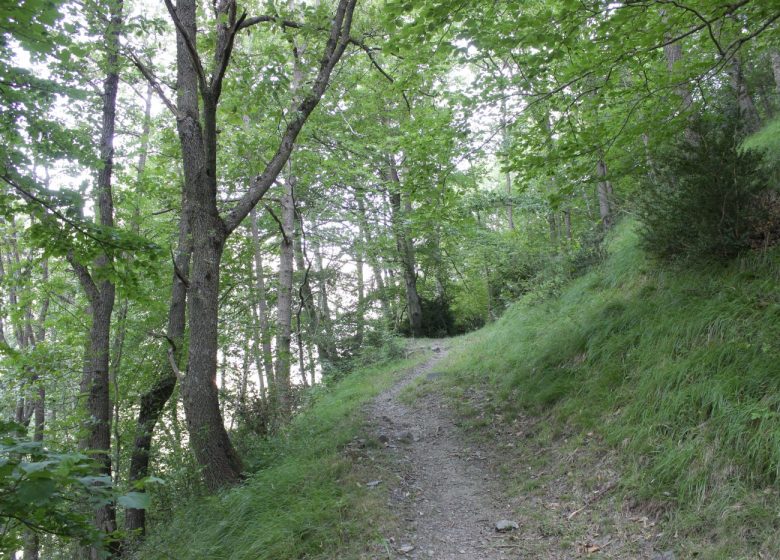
[359,341,674,560]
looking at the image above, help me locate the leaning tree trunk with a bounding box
[124,218,190,539]
[292,215,327,365]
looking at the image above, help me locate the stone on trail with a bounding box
[398,544,415,554]
[366,480,382,488]
[396,431,414,444]
[494,519,519,532]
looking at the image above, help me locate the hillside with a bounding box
[134,223,780,559]
[436,222,780,558]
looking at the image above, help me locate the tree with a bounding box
[157,0,359,489]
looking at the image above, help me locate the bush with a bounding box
[354,327,406,366]
[418,296,460,337]
[0,422,110,553]
[569,226,607,276]
[638,106,776,261]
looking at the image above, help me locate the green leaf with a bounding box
[117,491,151,510]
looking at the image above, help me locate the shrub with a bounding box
[0,421,110,553]
[637,106,776,261]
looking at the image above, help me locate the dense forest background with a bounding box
[2,0,780,557]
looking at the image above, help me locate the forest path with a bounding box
[363,342,668,560]
[366,342,517,560]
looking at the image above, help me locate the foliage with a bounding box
[352,328,407,368]
[0,421,109,553]
[638,108,776,261]
[743,115,780,186]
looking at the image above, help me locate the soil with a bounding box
[361,343,672,560]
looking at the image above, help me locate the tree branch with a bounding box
[212,10,247,102]
[170,247,189,289]
[264,204,290,245]
[0,173,118,250]
[163,0,208,95]
[238,15,304,31]
[222,0,358,234]
[125,49,180,117]
[66,253,100,304]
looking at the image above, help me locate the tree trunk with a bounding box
[23,258,47,560]
[110,85,153,499]
[563,209,572,241]
[501,97,514,230]
[168,0,242,492]
[771,50,780,95]
[124,211,190,538]
[727,52,761,134]
[275,176,295,418]
[250,208,274,394]
[314,242,338,363]
[596,158,613,230]
[661,21,701,145]
[73,2,123,555]
[235,341,249,426]
[182,211,243,490]
[354,229,365,349]
[292,215,326,364]
[249,298,267,402]
[548,212,558,243]
[164,0,356,489]
[387,159,422,337]
[356,192,391,325]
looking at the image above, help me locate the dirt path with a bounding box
[367,344,517,559]
[364,344,670,560]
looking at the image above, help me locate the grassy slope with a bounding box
[139,222,780,559]
[440,221,780,557]
[135,352,428,560]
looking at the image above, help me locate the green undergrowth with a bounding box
[134,351,428,560]
[439,220,780,558]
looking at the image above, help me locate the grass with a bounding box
[437,220,780,558]
[137,220,780,559]
[133,351,429,560]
